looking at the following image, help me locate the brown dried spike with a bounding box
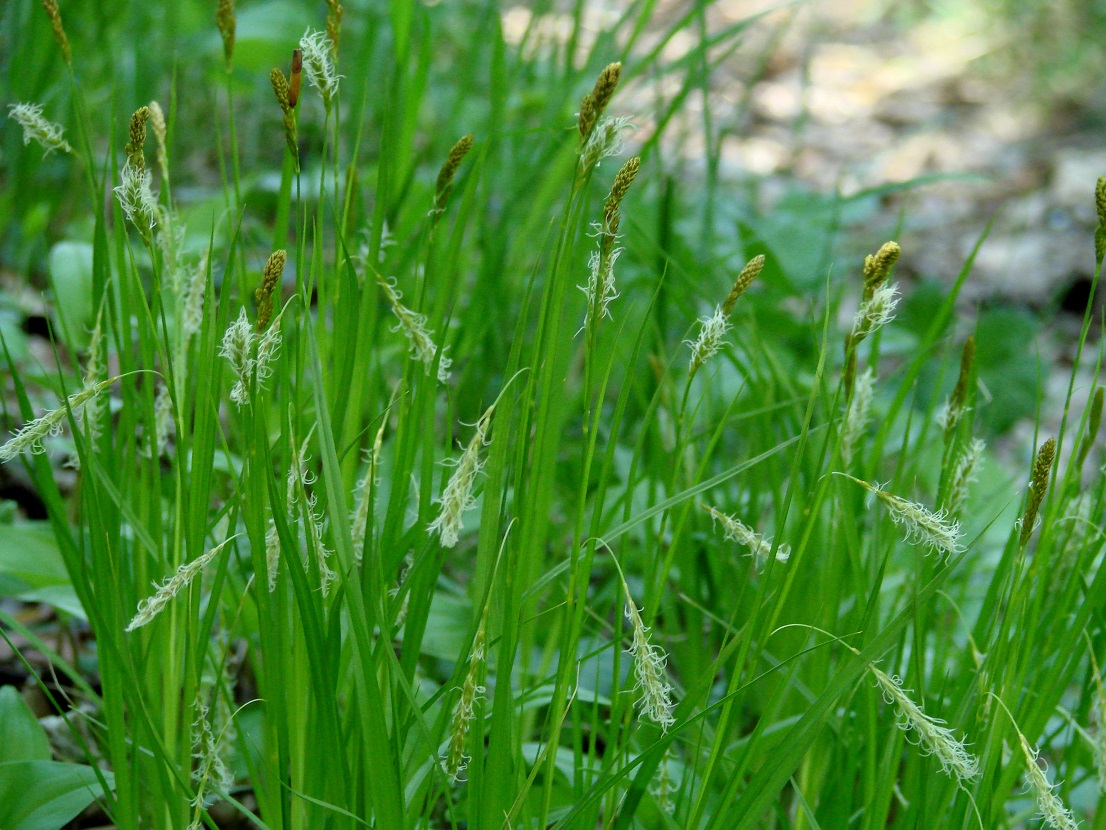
[603,156,640,235]
[577,92,597,142]
[216,0,236,68]
[326,0,343,55]
[269,69,298,169]
[288,49,303,109]
[255,249,286,332]
[1019,437,1055,547]
[435,134,475,213]
[125,106,150,170]
[721,255,765,317]
[41,0,71,66]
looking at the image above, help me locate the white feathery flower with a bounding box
[700,502,790,568]
[853,282,900,337]
[114,160,158,234]
[126,537,235,631]
[622,584,675,730]
[870,664,979,782]
[845,476,964,558]
[291,437,337,595]
[265,519,281,592]
[1019,734,1079,830]
[0,378,113,464]
[219,308,255,407]
[579,245,621,331]
[8,103,72,155]
[190,698,233,805]
[377,275,451,383]
[841,367,875,467]
[935,397,971,433]
[579,115,635,170]
[429,405,494,548]
[153,384,173,458]
[254,313,283,389]
[299,29,340,109]
[442,616,487,783]
[687,306,731,375]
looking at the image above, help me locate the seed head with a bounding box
[622,583,675,731]
[41,0,71,65]
[721,254,765,317]
[114,160,158,237]
[255,249,286,332]
[290,437,337,596]
[579,115,635,171]
[685,255,765,378]
[870,664,979,782]
[1019,734,1079,830]
[215,0,236,68]
[442,614,488,783]
[125,106,149,170]
[270,68,299,169]
[578,62,621,141]
[843,476,964,558]
[191,696,234,804]
[580,246,621,331]
[428,405,495,548]
[299,29,340,110]
[0,379,113,464]
[326,0,343,55]
[603,155,640,240]
[376,273,451,382]
[700,502,790,568]
[686,306,730,377]
[219,308,255,408]
[938,335,976,439]
[435,133,475,216]
[862,241,901,298]
[1018,437,1055,547]
[852,282,900,339]
[8,103,72,156]
[125,537,235,631]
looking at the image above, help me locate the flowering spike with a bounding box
[8,103,72,156]
[428,404,494,547]
[870,664,978,782]
[840,475,963,558]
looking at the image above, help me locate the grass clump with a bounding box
[1,3,1106,830]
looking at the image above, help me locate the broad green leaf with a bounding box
[0,686,51,762]
[0,761,113,830]
[0,523,83,620]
